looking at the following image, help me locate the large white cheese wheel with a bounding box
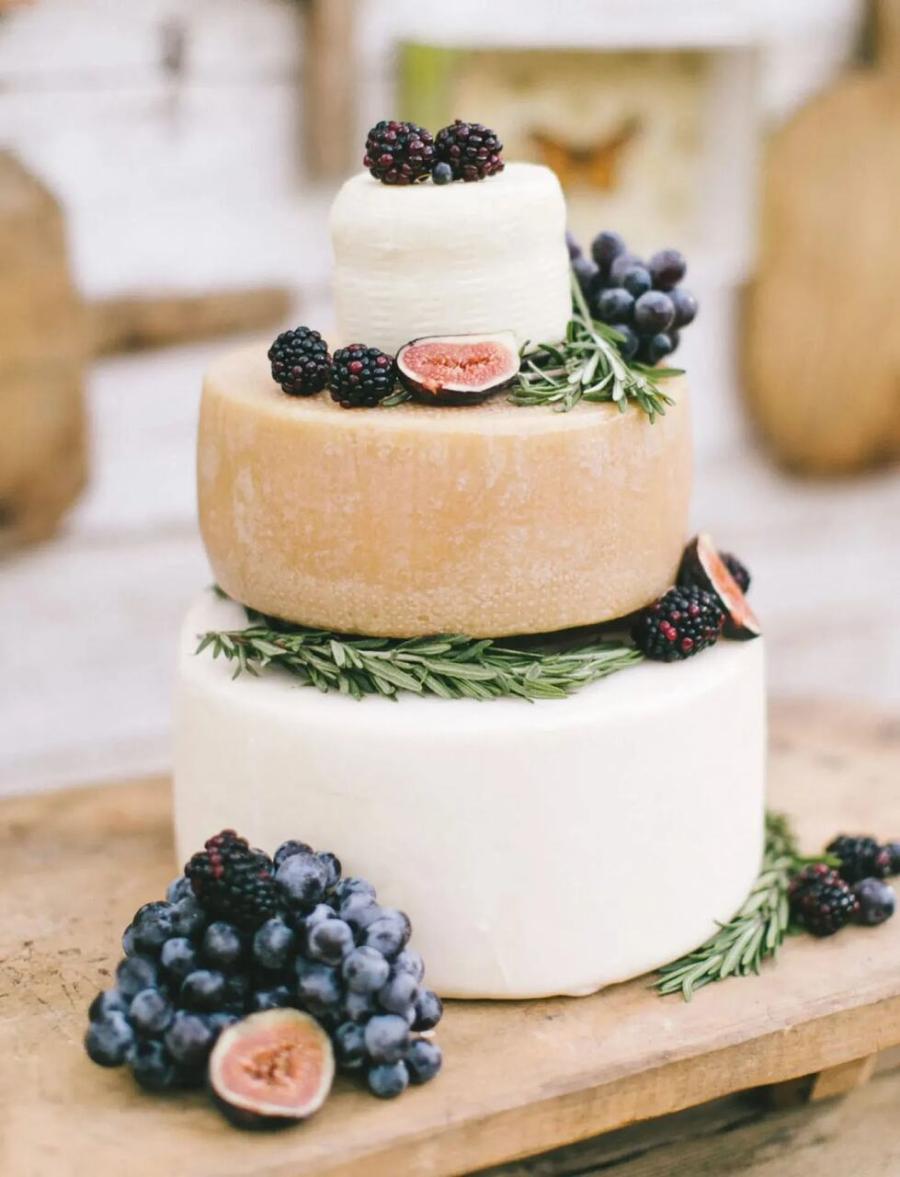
[174,591,767,1000]
[198,345,691,637]
[329,164,571,355]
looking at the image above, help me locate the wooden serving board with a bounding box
[2,701,900,1177]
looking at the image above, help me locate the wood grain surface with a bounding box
[2,701,899,1177]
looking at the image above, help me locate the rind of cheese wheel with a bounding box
[329,163,570,356]
[198,345,692,638]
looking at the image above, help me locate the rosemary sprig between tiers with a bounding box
[508,273,681,418]
[654,814,841,1000]
[196,604,644,702]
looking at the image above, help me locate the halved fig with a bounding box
[208,1009,334,1130]
[396,331,519,405]
[677,533,761,640]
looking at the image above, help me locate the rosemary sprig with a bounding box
[654,814,839,1000]
[508,273,681,418]
[196,603,644,702]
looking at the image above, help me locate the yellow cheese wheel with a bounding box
[198,345,691,637]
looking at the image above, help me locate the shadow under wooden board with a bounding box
[2,701,899,1177]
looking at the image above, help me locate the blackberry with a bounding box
[364,120,435,185]
[185,830,277,929]
[631,586,725,662]
[721,551,752,594]
[826,835,892,884]
[268,327,332,396]
[331,345,396,409]
[434,119,504,182]
[790,864,859,936]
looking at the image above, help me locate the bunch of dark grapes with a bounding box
[85,834,443,1103]
[568,230,698,365]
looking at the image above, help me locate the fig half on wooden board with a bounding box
[397,331,519,405]
[208,1009,334,1130]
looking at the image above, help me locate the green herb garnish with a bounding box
[197,600,644,702]
[654,814,839,1000]
[508,273,681,418]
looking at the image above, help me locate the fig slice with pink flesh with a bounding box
[677,533,761,640]
[208,1008,334,1130]
[396,331,519,405]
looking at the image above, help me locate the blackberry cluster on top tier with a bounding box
[434,120,504,182]
[570,230,698,365]
[85,831,443,1109]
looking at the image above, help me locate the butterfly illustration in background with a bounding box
[530,118,642,190]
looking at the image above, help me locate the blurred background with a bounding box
[1,0,898,797]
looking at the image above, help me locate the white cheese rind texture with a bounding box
[329,164,571,355]
[174,591,767,1000]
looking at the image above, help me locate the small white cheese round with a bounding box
[329,163,571,355]
[174,590,767,1000]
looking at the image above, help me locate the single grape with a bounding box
[405,1039,443,1084]
[129,987,174,1035]
[122,925,136,957]
[378,971,420,1016]
[340,892,382,933]
[344,990,375,1023]
[308,918,354,966]
[366,914,410,959]
[180,969,226,1011]
[164,1011,215,1066]
[609,252,644,285]
[334,877,376,905]
[316,852,342,890]
[85,1012,135,1067]
[622,265,652,299]
[670,287,698,327]
[334,1021,367,1070]
[595,287,634,324]
[202,922,243,970]
[343,945,391,994]
[273,840,313,870]
[642,332,675,365]
[591,230,626,267]
[131,1038,179,1091]
[368,1061,410,1099]
[393,948,425,983]
[170,896,206,940]
[88,989,130,1023]
[275,853,328,910]
[633,291,675,334]
[132,903,175,956]
[413,989,443,1031]
[297,962,342,1010]
[364,1014,411,1064]
[160,936,200,980]
[648,248,686,290]
[253,917,296,971]
[565,230,582,259]
[116,955,158,998]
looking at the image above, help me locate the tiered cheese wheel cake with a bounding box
[174,144,766,1000]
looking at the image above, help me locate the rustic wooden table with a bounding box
[2,701,899,1177]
